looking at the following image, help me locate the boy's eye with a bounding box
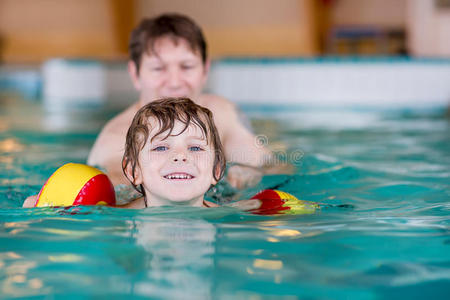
[152,146,168,152]
[189,146,203,152]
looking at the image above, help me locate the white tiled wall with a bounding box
[7,58,449,108]
[207,60,450,107]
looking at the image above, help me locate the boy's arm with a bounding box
[23,192,143,208]
[23,195,38,207]
[224,199,262,210]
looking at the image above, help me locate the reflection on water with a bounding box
[129,219,216,299]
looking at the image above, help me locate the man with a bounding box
[88,13,277,188]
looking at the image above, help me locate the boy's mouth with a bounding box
[163,172,195,180]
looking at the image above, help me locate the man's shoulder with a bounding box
[198,93,235,113]
[87,103,137,171]
[101,103,138,136]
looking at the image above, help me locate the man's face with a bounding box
[133,118,216,207]
[129,36,209,102]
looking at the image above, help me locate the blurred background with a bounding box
[2,0,450,61]
[0,0,450,107]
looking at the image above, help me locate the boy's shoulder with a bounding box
[120,198,219,209]
[204,200,219,207]
[119,197,146,209]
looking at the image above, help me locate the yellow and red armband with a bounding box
[35,163,116,207]
[249,189,319,215]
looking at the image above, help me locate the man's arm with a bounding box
[218,102,292,188]
[217,101,270,166]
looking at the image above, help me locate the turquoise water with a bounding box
[1,95,449,299]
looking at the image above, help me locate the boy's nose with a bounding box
[173,157,187,162]
[172,151,187,162]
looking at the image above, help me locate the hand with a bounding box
[225,199,262,210]
[226,164,263,190]
[23,195,38,207]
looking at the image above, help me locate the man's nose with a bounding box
[167,68,182,88]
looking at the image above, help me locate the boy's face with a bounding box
[132,118,217,206]
[129,36,209,103]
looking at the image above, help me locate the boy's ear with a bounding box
[124,160,143,186]
[128,61,141,91]
[211,163,222,186]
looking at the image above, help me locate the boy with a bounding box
[120,97,226,208]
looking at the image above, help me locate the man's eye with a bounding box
[151,67,164,71]
[153,146,168,151]
[189,146,203,152]
[182,65,194,70]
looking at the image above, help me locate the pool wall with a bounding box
[2,57,450,108]
[207,57,450,107]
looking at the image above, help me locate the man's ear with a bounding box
[128,61,141,91]
[199,59,210,89]
[203,59,211,77]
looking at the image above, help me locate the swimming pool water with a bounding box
[1,95,449,299]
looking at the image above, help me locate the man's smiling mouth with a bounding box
[163,172,195,180]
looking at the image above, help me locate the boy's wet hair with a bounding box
[122,97,226,195]
[129,13,207,72]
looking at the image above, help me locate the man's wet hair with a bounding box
[122,97,226,194]
[129,13,207,72]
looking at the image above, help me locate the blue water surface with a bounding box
[1,95,449,299]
